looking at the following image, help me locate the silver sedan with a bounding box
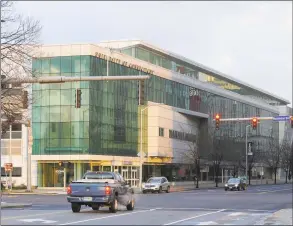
[142,177,170,193]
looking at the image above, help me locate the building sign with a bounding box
[189,87,201,112]
[95,52,154,75]
[4,163,13,172]
[122,161,132,165]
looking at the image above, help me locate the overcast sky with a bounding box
[16,1,292,105]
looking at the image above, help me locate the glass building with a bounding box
[31,42,290,187]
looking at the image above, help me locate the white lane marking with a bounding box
[163,209,226,225]
[229,212,246,216]
[2,210,69,220]
[19,219,57,224]
[59,208,161,225]
[258,188,292,194]
[198,221,217,225]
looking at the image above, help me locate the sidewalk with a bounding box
[1,179,291,195]
[260,208,292,225]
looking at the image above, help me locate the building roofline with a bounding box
[104,40,290,105]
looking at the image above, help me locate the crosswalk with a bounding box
[176,211,272,225]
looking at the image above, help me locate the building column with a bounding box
[31,160,38,187]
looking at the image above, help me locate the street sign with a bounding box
[247,142,252,152]
[4,163,13,172]
[273,116,291,121]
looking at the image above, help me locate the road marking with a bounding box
[2,210,69,220]
[229,212,246,216]
[19,218,57,224]
[163,209,226,225]
[258,188,292,194]
[198,221,217,225]
[59,208,161,225]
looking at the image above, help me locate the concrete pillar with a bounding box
[31,160,38,187]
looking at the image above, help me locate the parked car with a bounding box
[142,177,170,193]
[66,171,135,213]
[225,178,247,191]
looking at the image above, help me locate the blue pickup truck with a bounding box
[67,171,135,213]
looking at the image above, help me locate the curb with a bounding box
[2,192,65,195]
[1,203,33,209]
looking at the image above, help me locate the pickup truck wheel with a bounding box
[109,198,118,213]
[71,203,81,213]
[126,199,135,211]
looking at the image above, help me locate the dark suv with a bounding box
[224,178,247,191]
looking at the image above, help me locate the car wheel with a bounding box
[237,187,240,191]
[71,203,81,213]
[158,187,162,193]
[142,190,147,194]
[126,198,135,211]
[166,186,170,193]
[92,205,100,211]
[225,188,228,191]
[109,198,118,213]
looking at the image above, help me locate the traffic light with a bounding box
[22,90,28,109]
[138,80,145,105]
[252,117,258,130]
[291,116,293,128]
[75,88,82,108]
[215,114,220,129]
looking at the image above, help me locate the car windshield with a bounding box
[83,172,114,180]
[147,178,161,183]
[228,178,240,183]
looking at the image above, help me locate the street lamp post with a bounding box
[139,103,164,190]
[245,124,251,180]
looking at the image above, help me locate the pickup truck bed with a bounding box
[66,172,135,213]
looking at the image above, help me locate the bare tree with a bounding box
[280,139,293,183]
[1,1,41,132]
[264,135,282,184]
[239,149,261,185]
[180,139,200,188]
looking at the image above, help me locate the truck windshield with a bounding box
[83,172,114,180]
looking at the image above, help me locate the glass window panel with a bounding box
[61,90,72,106]
[60,80,72,90]
[70,106,81,121]
[32,107,41,122]
[71,138,80,147]
[61,56,72,73]
[60,123,71,139]
[71,122,80,138]
[81,56,90,72]
[33,123,41,139]
[41,89,50,106]
[49,122,58,139]
[40,107,50,122]
[60,139,71,148]
[49,83,61,89]
[72,56,81,73]
[50,106,61,122]
[50,57,61,73]
[32,59,42,76]
[60,106,71,122]
[33,90,42,106]
[50,89,61,105]
[41,58,50,73]
[82,121,89,138]
[11,131,22,139]
[41,122,50,138]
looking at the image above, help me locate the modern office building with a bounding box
[29,40,291,188]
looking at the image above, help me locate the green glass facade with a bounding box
[32,54,279,159]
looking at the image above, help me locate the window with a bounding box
[1,167,22,177]
[159,127,164,137]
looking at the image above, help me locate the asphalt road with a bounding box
[1,184,292,225]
